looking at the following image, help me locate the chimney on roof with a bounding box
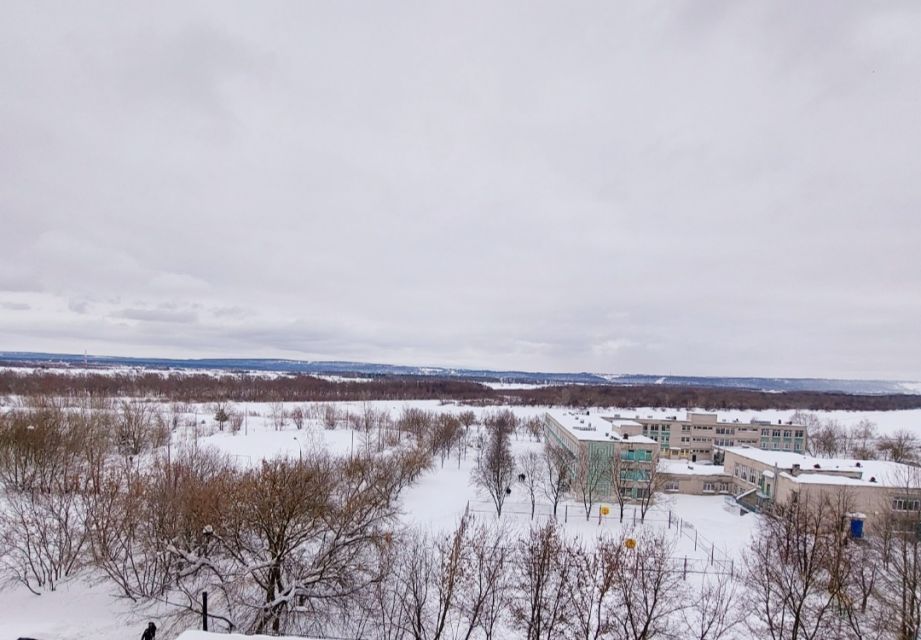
[870,477,877,483]
[791,463,800,477]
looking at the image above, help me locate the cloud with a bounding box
[1,1,919,379]
[115,308,199,324]
[0,301,30,311]
[68,299,91,314]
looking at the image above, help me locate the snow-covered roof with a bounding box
[546,411,657,444]
[604,417,644,428]
[721,446,914,488]
[778,472,872,487]
[603,411,804,428]
[659,460,728,476]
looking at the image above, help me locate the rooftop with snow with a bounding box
[721,446,916,488]
[546,410,656,444]
[659,460,727,476]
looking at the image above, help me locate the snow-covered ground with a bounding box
[0,397,916,639]
[0,578,140,640]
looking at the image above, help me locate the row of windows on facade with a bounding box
[644,424,804,437]
[621,450,653,461]
[761,440,804,451]
[732,463,757,484]
[664,480,732,493]
[893,497,921,511]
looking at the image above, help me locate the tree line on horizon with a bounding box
[2,368,921,411]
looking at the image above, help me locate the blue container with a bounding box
[850,518,864,539]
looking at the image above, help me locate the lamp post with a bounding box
[292,436,303,463]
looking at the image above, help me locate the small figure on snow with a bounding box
[141,622,157,640]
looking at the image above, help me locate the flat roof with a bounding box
[604,418,644,428]
[546,411,657,444]
[778,472,873,487]
[721,446,914,488]
[659,460,728,476]
[604,412,804,428]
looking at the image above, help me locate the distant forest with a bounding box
[2,369,921,411]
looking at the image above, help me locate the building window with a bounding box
[665,480,679,492]
[703,482,715,493]
[893,497,921,512]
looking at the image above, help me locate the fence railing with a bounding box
[466,499,740,578]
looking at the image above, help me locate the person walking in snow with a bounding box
[141,622,157,640]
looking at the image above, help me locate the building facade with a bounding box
[720,446,921,522]
[659,460,734,495]
[604,412,807,462]
[543,411,659,498]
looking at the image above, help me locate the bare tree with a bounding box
[519,451,543,520]
[874,466,921,640]
[397,407,434,444]
[637,450,664,522]
[86,447,236,603]
[289,405,305,430]
[790,411,824,456]
[575,447,606,521]
[524,416,543,442]
[511,522,575,640]
[168,402,184,431]
[543,442,571,519]
[609,451,631,523]
[214,403,229,431]
[229,409,244,434]
[322,403,339,430]
[397,517,468,640]
[607,530,688,640]
[369,514,510,640]
[682,573,743,640]
[114,400,161,457]
[569,536,619,640]
[434,413,463,466]
[471,418,516,517]
[878,429,919,464]
[458,410,477,449]
[811,419,849,458]
[462,518,511,640]
[848,419,878,459]
[744,490,857,640]
[1,485,88,593]
[269,401,287,431]
[92,447,409,636]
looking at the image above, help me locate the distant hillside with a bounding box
[0,350,917,395]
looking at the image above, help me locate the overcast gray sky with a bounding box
[2,1,920,379]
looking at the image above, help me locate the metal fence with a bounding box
[466,500,740,578]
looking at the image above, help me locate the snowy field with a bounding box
[0,397,916,639]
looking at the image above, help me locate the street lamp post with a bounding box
[292,436,303,463]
